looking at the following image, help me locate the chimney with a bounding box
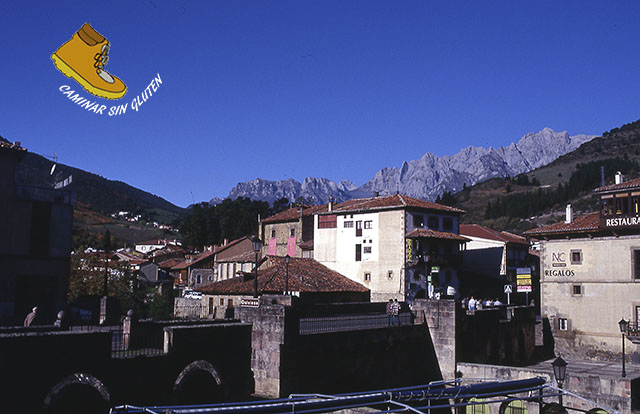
[14,141,21,148]
[375,191,379,197]
[600,166,605,188]
[615,171,624,185]
[565,204,573,224]
[328,196,333,212]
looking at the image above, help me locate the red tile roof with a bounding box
[216,251,255,263]
[157,258,185,269]
[460,224,528,245]
[171,236,251,269]
[136,239,168,246]
[262,204,329,223]
[405,229,470,242]
[325,194,465,215]
[0,140,27,152]
[196,256,368,295]
[523,212,600,236]
[298,240,314,250]
[595,177,640,193]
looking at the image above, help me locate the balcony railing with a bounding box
[15,185,73,205]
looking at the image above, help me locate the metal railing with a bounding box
[69,324,164,358]
[299,312,414,335]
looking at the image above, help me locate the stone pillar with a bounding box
[413,298,456,379]
[122,309,135,350]
[237,295,294,398]
[54,310,68,330]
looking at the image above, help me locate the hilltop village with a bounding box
[1,139,639,413]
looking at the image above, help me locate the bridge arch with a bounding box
[174,360,224,404]
[43,372,110,414]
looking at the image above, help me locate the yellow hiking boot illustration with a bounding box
[51,23,127,100]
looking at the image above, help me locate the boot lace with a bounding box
[93,44,110,73]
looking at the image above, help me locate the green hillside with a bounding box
[449,119,640,233]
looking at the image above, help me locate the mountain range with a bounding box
[221,128,597,204]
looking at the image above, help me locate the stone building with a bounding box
[314,194,466,303]
[524,173,640,359]
[460,223,538,302]
[259,204,327,258]
[196,256,370,318]
[0,141,73,324]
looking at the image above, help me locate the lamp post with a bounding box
[619,318,628,378]
[551,356,567,406]
[251,236,262,298]
[284,254,290,295]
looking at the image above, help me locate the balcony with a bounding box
[15,185,73,205]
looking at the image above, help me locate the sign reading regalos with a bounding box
[545,249,575,277]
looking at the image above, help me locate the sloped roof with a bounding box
[171,236,251,270]
[216,251,255,263]
[262,204,329,223]
[157,258,185,269]
[405,229,470,242]
[595,177,640,193]
[460,224,528,246]
[523,212,600,236]
[0,140,27,152]
[196,256,368,295]
[324,194,465,215]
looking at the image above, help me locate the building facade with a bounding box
[260,204,327,258]
[524,175,640,358]
[313,195,466,303]
[0,141,73,324]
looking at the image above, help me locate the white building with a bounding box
[314,194,467,302]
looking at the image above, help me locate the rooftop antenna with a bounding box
[190,191,195,205]
[45,152,58,175]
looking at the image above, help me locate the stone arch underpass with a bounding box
[173,360,225,405]
[42,372,110,414]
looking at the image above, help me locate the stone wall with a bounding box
[458,362,633,413]
[413,298,456,379]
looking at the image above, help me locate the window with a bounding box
[572,285,582,295]
[209,298,214,314]
[290,228,295,237]
[318,214,337,228]
[364,272,371,281]
[414,215,424,227]
[344,220,354,228]
[388,271,393,279]
[30,201,52,257]
[364,246,372,253]
[442,217,453,231]
[364,220,373,229]
[558,318,568,331]
[196,274,201,284]
[428,216,439,229]
[271,229,276,238]
[228,299,234,308]
[355,244,362,261]
[356,221,363,237]
[634,249,640,279]
[220,298,224,306]
[570,249,582,265]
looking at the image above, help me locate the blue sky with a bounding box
[1,1,639,207]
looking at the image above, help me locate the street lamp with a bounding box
[284,254,290,295]
[551,356,567,406]
[619,318,628,378]
[251,236,262,298]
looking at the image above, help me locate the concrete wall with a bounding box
[541,236,640,358]
[458,362,633,414]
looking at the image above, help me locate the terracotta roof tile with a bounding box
[595,177,640,193]
[216,251,255,263]
[523,212,600,236]
[298,240,314,250]
[326,194,465,215]
[197,256,368,295]
[405,229,470,242]
[262,204,329,223]
[157,258,185,269]
[0,140,27,151]
[460,224,527,245]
